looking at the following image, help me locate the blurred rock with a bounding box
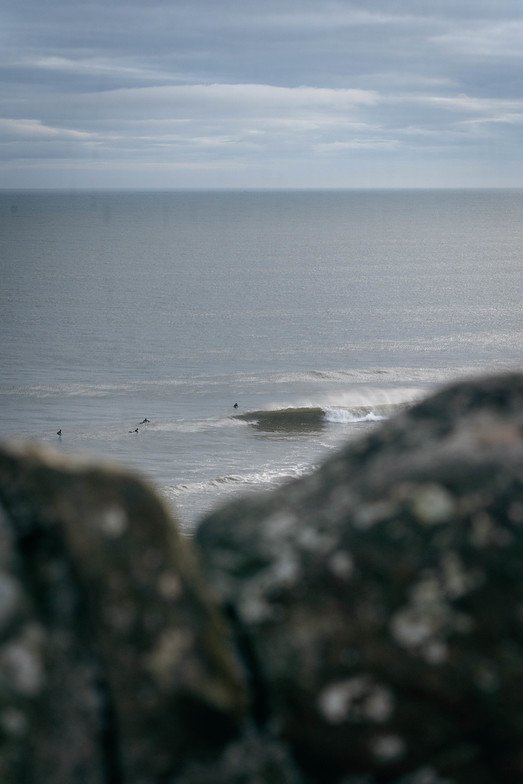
[3,372,523,783]
[196,372,523,784]
[0,445,247,784]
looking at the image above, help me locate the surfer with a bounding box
[129,428,139,433]
[233,403,238,409]
[57,429,62,437]
[140,418,150,424]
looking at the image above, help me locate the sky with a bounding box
[2,0,523,189]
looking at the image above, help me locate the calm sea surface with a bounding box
[1,190,522,529]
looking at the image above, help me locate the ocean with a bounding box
[1,189,522,531]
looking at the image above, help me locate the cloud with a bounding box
[433,19,523,59]
[2,0,523,187]
[0,118,95,140]
[316,139,400,153]
[419,95,523,114]
[80,83,380,119]
[12,56,178,84]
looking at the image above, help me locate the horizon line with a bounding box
[2,185,523,193]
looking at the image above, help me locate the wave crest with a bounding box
[166,465,313,498]
[235,403,399,432]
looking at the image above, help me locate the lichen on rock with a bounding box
[0,445,248,784]
[196,371,523,784]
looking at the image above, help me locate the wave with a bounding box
[0,370,367,399]
[0,365,485,401]
[166,464,313,498]
[235,407,326,432]
[235,403,403,432]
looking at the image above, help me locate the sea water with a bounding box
[1,189,522,530]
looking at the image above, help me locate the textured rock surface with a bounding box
[2,371,523,783]
[0,446,248,784]
[196,372,523,784]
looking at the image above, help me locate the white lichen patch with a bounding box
[271,551,300,585]
[422,640,448,665]
[362,685,395,722]
[318,677,395,725]
[99,505,127,538]
[145,628,193,687]
[0,707,28,737]
[440,551,474,599]
[238,593,274,624]
[410,576,444,610]
[157,571,182,601]
[297,527,335,554]
[392,549,481,653]
[390,576,448,650]
[391,607,436,649]
[238,544,301,623]
[390,568,474,653]
[328,551,354,581]
[412,484,455,525]
[353,501,396,530]
[370,733,406,763]
[318,677,368,724]
[265,512,297,539]
[0,624,45,697]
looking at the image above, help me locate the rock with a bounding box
[196,372,523,784]
[0,445,248,784]
[175,729,304,784]
[3,371,523,784]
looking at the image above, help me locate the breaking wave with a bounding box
[234,403,403,432]
[167,464,313,499]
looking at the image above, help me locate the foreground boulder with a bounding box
[1,371,523,783]
[196,371,523,784]
[0,448,251,784]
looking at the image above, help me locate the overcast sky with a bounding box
[2,0,523,189]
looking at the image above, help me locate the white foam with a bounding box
[323,407,388,424]
[166,464,312,499]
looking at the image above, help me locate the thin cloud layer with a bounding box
[1,0,522,188]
